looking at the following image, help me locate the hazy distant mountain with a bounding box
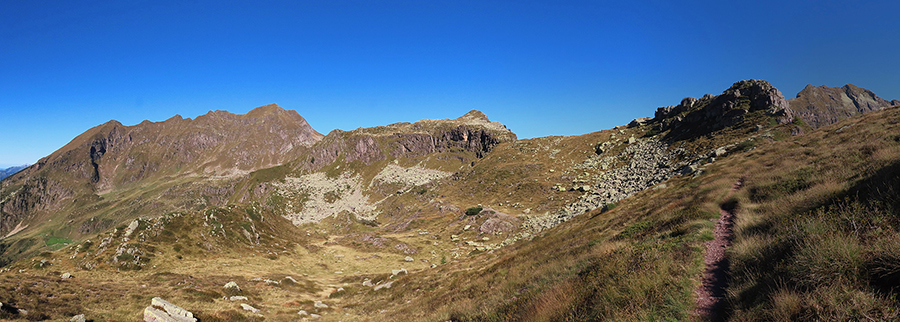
[0,165,27,180]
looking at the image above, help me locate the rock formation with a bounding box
[299,110,516,172]
[653,79,793,139]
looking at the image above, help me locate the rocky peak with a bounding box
[788,84,896,129]
[457,110,491,123]
[653,79,792,138]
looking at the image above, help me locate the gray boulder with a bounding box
[240,303,260,313]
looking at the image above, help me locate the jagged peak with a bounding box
[163,114,184,123]
[651,79,792,138]
[456,110,491,123]
[843,83,862,91]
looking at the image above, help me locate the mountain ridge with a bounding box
[1,80,899,321]
[0,166,27,181]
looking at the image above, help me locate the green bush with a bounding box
[465,206,483,216]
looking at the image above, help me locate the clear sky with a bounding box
[2,0,899,167]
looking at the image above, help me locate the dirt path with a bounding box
[695,177,743,321]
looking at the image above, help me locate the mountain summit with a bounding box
[788,84,899,129]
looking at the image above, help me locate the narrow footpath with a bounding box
[695,177,743,321]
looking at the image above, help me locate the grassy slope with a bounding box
[724,108,900,320]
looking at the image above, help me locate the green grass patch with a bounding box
[45,236,73,250]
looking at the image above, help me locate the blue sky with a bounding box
[2,0,899,167]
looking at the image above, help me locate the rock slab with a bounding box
[143,297,196,322]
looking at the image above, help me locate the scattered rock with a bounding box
[714,147,727,157]
[143,297,196,322]
[392,268,408,276]
[228,296,248,301]
[310,313,322,319]
[525,139,685,231]
[70,314,86,322]
[224,281,241,293]
[373,163,453,187]
[680,164,699,175]
[240,303,260,313]
[404,256,414,262]
[362,279,374,287]
[478,212,521,235]
[314,301,328,309]
[298,310,308,316]
[61,272,72,279]
[373,281,394,291]
[629,117,651,128]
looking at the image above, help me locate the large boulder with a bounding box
[143,297,196,322]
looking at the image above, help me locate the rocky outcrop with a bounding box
[788,84,897,129]
[299,110,516,172]
[654,79,793,138]
[0,176,73,237]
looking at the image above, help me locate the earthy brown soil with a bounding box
[695,177,743,321]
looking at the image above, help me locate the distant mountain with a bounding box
[0,165,28,180]
[788,84,899,129]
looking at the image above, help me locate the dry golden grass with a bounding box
[724,107,900,321]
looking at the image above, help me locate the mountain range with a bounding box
[0,165,28,181]
[0,80,898,321]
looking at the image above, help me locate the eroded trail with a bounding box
[695,177,743,321]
